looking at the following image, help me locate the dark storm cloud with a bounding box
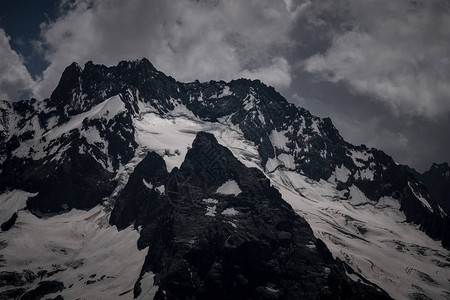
[301,0,450,117]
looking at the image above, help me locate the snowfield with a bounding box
[0,193,152,299]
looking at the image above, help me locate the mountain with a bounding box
[0,59,449,299]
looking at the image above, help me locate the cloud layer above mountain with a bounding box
[32,0,296,100]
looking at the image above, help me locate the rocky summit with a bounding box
[0,59,449,299]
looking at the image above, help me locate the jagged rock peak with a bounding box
[49,62,82,103]
[430,162,450,171]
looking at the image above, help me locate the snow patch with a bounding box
[330,165,351,183]
[134,111,260,172]
[348,186,371,206]
[269,130,289,151]
[278,153,296,170]
[139,272,158,299]
[91,95,126,122]
[210,86,233,98]
[216,180,242,196]
[265,154,296,172]
[358,168,374,181]
[156,185,165,194]
[349,149,372,168]
[243,93,256,111]
[142,179,153,189]
[221,207,239,216]
[203,198,218,217]
[42,96,122,142]
[170,102,196,118]
[310,119,321,135]
[203,198,218,205]
[408,182,433,212]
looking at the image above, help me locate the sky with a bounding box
[0,0,449,172]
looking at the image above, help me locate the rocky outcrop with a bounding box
[26,148,115,214]
[110,151,168,229]
[410,163,450,214]
[1,212,17,231]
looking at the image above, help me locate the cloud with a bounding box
[32,0,297,99]
[0,28,34,101]
[303,0,450,117]
[239,57,291,88]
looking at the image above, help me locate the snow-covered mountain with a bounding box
[0,59,449,299]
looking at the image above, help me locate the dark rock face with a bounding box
[19,281,64,300]
[411,163,450,214]
[49,62,83,112]
[1,212,17,231]
[47,58,176,121]
[26,149,115,214]
[0,268,63,299]
[0,132,116,214]
[0,287,26,299]
[0,271,26,288]
[112,132,392,300]
[110,151,169,229]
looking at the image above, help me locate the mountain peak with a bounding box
[138,57,154,68]
[49,62,82,104]
[115,57,157,72]
[431,162,450,170]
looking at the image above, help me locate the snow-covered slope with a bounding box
[272,171,450,300]
[0,59,449,299]
[0,192,149,299]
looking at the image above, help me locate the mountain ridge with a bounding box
[2,58,447,247]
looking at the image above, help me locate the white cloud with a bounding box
[239,57,291,88]
[33,0,296,99]
[303,0,450,117]
[0,28,35,101]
